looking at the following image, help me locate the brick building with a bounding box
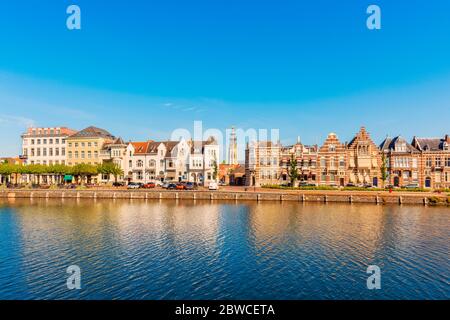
[411,135,450,189]
[380,136,420,187]
[318,133,347,186]
[346,127,381,187]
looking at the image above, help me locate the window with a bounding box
[43,139,47,144]
[75,151,79,158]
[68,151,72,159]
[31,139,35,145]
[339,158,345,168]
[55,148,59,156]
[37,139,41,145]
[31,148,35,156]
[68,142,72,147]
[55,138,59,144]
[330,157,335,168]
[436,158,442,167]
[259,157,265,166]
[49,139,53,144]
[129,160,132,167]
[49,148,53,156]
[81,151,85,159]
[43,148,47,156]
[136,171,143,180]
[445,157,450,167]
[88,151,92,158]
[75,143,78,147]
[329,144,336,152]
[94,151,98,158]
[320,158,326,167]
[62,148,65,156]
[137,160,143,167]
[88,142,92,147]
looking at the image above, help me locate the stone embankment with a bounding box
[1,189,448,206]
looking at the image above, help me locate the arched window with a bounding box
[137,160,143,167]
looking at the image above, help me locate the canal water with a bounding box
[0,199,448,300]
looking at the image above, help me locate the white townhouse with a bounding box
[126,139,190,183]
[125,137,219,185]
[21,127,77,165]
[188,137,219,185]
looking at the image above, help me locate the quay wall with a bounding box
[0,190,448,206]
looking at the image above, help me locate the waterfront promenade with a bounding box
[1,186,448,206]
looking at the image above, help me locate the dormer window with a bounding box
[329,144,336,152]
[395,143,406,152]
[444,142,449,151]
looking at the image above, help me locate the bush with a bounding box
[261,184,338,191]
[428,196,442,205]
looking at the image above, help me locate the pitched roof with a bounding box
[130,141,152,154]
[380,136,418,153]
[412,137,448,151]
[163,141,180,157]
[69,126,115,139]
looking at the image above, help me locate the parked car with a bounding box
[167,183,177,190]
[143,182,156,189]
[208,181,219,190]
[127,182,143,189]
[113,181,125,187]
[184,182,198,190]
[404,184,419,189]
[345,183,356,187]
[176,183,186,190]
[218,181,226,186]
[161,182,170,189]
[363,184,374,189]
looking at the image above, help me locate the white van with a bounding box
[208,182,219,190]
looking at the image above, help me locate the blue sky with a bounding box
[0,0,449,158]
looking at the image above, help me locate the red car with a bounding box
[143,182,156,189]
[175,183,186,190]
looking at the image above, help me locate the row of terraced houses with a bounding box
[19,126,219,185]
[245,127,450,189]
[11,125,450,189]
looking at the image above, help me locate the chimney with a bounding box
[445,134,450,143]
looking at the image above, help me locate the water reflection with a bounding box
[0,199,448,299]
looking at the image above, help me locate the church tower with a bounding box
[228,127,238,165]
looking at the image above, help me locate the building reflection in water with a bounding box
[1,198,448,299]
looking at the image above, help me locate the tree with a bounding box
[72,163,98,185]
[97,162,123,183]
[0,163,13,185]
[380,152,388,187]
[287,154,299,187]
[212,157,218,181]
